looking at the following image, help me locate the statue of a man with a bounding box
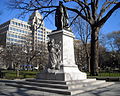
[55,1,69,30]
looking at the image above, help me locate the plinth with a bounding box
[37,30,87,81]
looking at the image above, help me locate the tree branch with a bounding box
[98,0,118,21]
[69,14,79,27]
[66,7,90,24]
[98,2,120,27]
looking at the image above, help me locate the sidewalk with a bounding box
[0,81,120,96]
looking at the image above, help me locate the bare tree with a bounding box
[73,17,91,72]
[106,31,120,70]
[0,46,4,69]
[1,46,14,69]
[0,45,25,77]
[31,43,48,71]
[74,40,90,72]
[22,40,48,71]
[107,31,120,51]
[8,0,120,75]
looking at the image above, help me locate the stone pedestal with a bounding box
[37,30,87,81]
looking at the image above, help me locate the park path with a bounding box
[0,82,120,96]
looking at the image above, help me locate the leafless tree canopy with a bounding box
[107,31,120,51]
[8,0,120,26]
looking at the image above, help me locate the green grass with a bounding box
[2,70,39,79]
[87,72,120,78]
[99,72,120,77]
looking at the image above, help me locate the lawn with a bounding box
[87,72,120,78]
[1,70,40,79]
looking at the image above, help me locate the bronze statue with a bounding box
[55,1,69,30]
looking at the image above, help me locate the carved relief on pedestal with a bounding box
[47,39,62,70]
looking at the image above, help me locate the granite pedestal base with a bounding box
[37,65,86,81]
[37,29,87,81]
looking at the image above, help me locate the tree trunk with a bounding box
[84,44,90,72]
[90,26,100,76]
[86,51,90,72]
[17,69,20,78]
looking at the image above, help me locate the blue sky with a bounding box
[0,0,120,35]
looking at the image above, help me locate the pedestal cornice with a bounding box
[48,29,75,38]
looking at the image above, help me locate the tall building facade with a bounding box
[0,10,51,49]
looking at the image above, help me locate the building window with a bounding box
[15,22,17,25]
[16,29,18,32]
[12,21,15,25]
[18,23,20,26]
[27,26,29,29]
[21,24,23,27]
[9,27,12,30]
[24,25,26,28]
[38,37,42,40]
[7,33,10,36]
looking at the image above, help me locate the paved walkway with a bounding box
[0,82,120,96]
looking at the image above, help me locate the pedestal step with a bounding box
[26,79,97,85]
[5,79,114,95]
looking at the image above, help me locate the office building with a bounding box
[0,10,51,49]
